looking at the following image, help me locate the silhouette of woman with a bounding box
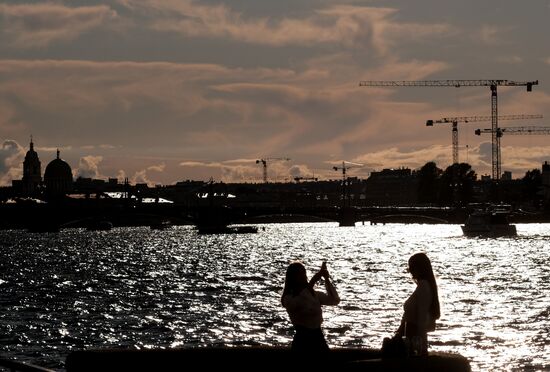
[395,252,440,355]
[281,261,340,352]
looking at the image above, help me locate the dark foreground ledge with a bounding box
[66,346,470,372]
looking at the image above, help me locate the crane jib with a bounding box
[359,80,538,88]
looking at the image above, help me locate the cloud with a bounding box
[354,145,450,172]
[501,145,550,175]
[116,169,127,182]
[220,164,263,183]
[121,1,452,53]
[179,158,298,183]
[465,142,550,178]
[179,160,260,182]
[0,139,25,186]
[0,59,293,117]
[0,3,118,47]
[0,58,369,161]
[131,163,165,185]
[288,164,317,180]
[76,155,104,179]
[142,1,378,47]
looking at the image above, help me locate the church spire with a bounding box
[56,148,60,159]
[30,135,34,151]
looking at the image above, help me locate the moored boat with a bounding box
[461,208,517,237]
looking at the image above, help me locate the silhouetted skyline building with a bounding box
[363,168,418,205]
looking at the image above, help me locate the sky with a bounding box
[0,0,549,186]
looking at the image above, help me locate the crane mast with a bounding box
[256,157,290,183]
[426,114,542,164]
[360,79,538,180]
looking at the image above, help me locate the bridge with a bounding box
[0,199,475,232]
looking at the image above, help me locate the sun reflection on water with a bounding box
[0,223,548,370]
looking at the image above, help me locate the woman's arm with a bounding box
[308,271,323,290]
[315,262,340,305]
[308,261,328,288]
[320,277,340,305]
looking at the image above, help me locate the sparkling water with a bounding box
[0,223,548,371]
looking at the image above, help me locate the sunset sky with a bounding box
[1,0,549,185]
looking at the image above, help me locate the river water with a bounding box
[0,223,548,371]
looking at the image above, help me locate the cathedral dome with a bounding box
[44,157,72,180]
[44,149,72,196]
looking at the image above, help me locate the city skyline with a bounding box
[1,0,549,185]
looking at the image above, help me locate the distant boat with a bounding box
[461,207,517,237]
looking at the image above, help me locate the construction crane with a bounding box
[475,126,550,176]
[426,114,543,164]
[332,161,362,207]
[256,157,290,183]
[359,79,539,180]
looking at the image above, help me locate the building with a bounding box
[363,168,418,206]
[501,171,512,181]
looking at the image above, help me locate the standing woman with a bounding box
[281,261,340,352]
[395,252,440,355]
